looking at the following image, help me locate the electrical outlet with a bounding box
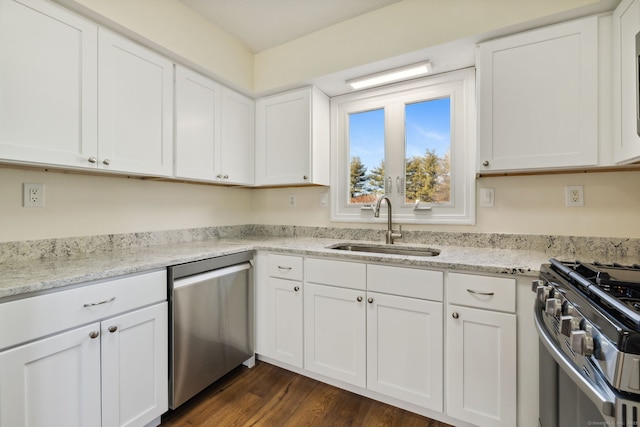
[565,185,584,207]
[23,183,45,208]
[288,194,296,208]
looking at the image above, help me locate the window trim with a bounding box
[330,68,476,225]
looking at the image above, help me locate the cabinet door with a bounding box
[175,65,221,181]
[446,305,516,427]
[101,302,168,427]
[477,17,598,172]
[0,323,102,427]
[0,0,98,168]
[98,29,173,176]
[267,277,303,367]
[304,283,366,387]
[613,0,640,163]
[220,87,254,185]
[255,89,311,185]
[367,292,443,411]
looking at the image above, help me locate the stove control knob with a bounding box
[537,287,551,304]
[570,330,595,357]
[545,298,562,317]
[563,303,579,317]
[560,316,581,336]
[531,279,545,293]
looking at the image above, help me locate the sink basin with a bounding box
[328,243,440,257]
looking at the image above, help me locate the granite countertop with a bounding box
[0,235,550,300]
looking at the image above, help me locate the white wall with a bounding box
[0,168,252,242]
[60,0,255,93]
[250,170,640,239]
[2,167,638,242]
[254,0,603,93]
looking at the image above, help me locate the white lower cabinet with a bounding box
[0,322,102,427]
[304,282,367,387]
[366,291,443,411]
[0,270,168,427]
[267,276,303,367]
[257,253,521,425]
[446,272,517,427]
[101,303,168,427]
[303,258,444,412]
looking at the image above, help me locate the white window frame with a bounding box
[330,68,476,225]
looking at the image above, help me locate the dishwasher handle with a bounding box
[173,262,252,290]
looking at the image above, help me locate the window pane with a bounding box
[348,108,384,204]
[405,98,451,204]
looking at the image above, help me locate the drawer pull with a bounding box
[108,326,118,333]
[294,286,300,292]
[83,296,116,307]
[357,296,363,302]
[452,312,460,319]
[89,331,100,339]
[466,289,495,296]
[277,266,292,272]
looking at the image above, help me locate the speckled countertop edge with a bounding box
[0,235,551,300]
[4,224,640,301]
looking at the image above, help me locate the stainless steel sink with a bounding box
[328,243,440,257]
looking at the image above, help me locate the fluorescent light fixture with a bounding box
[347,61,432,90]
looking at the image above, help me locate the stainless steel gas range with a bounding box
[534,259,640,427]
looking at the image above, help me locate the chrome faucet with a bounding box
[373,195,403,244]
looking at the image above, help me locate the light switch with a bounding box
[480,188,494,207]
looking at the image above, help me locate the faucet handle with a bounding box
[391,224,403,241]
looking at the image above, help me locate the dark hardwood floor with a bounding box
[161,361,453,427]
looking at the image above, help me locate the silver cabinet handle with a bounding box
[467,289,495,296]
[223,174,229,179]
[88,157,97,164]
[367,297,374,304]
[294,286,300,292]
[102,159,111,165]
[357,296,363,302]
[277,266,292,271]
[108,326,118,333]
[83,296,116,307]
[303,175,308,180]
[216,174,223,179]
[482,160,489,167]
[89,331,100,339]
[452,312,460,319]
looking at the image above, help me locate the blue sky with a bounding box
[349,97,451,173]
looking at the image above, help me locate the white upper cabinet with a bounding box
[255,87,330,186]
[0,0,98,169]
[220,87,254,185]
[98,29,174,177]
[175,66,254,185]
[175,65,222,182]
[613,0,640,164]
[477,16,599,172]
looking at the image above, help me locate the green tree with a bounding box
[349,157,368,199]
[405,149,441,203]
[367,160,385,195]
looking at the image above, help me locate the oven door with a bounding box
[534,307,616,427]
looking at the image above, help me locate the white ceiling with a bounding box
[178,0,403,53]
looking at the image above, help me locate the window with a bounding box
[331,68,476,224]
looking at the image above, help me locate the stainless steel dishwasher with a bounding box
[167,251,254,409]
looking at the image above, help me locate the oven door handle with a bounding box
[534,307,616,417]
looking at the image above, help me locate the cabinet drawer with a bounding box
[447,272,515,312]
[267,254,303,280]
[305,258,366,290]
[367,264,443,301]
[0,270,167,351]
